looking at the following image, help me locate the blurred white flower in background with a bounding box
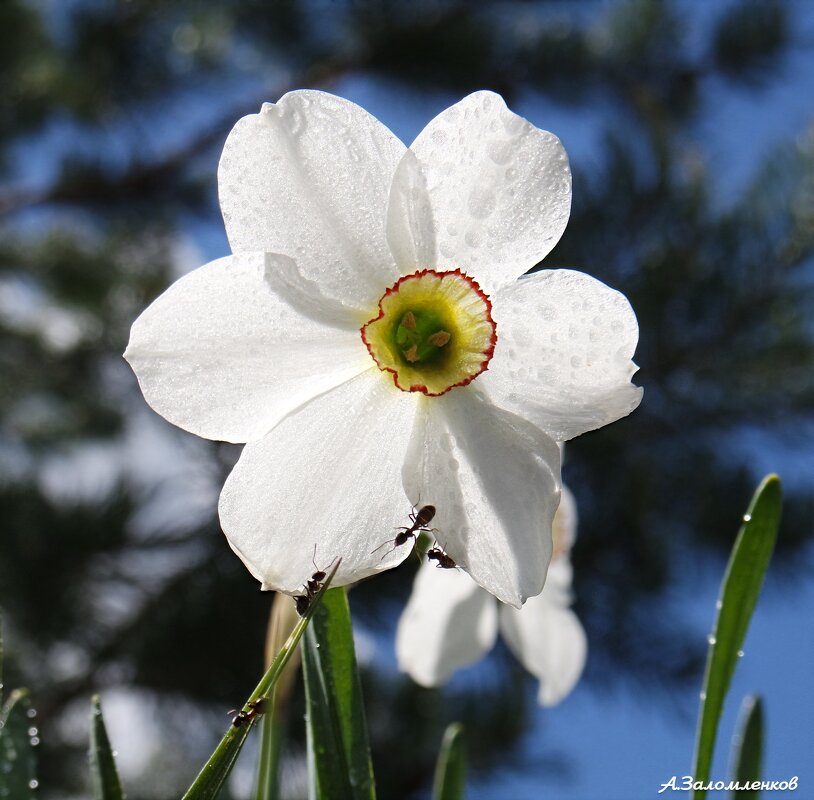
[124,90,641,606]
[396,485,586,706]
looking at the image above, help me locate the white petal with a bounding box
[553,484,578,558]
[410,91,571,294]
[218,90,406,309]
[539,557,574,607]
[499,579,587,706]
[124,253,369,444]
[396,562,498,687]
[386,150,437,271]
[218,370,420,593]
[263,251,368,329]
[402,389,561,608]
[481,269,643,441]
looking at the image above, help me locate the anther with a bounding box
[427,330,451,347]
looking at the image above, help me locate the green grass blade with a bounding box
[181,560,340,800]
[302,587,375,800]
[89,695,125,800]
[692,475,781,799]
[432,723,466,800]
[729,695,764,799]
[0,688,37,799]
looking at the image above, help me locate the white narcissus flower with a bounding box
[396,485,586,706]
[124,90,642,607]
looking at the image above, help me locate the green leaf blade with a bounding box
[254,593,302,800]
[692,475,781,799]
[182,561,339,800]
[432,723,466,800]
[89,694,125,800]
[0,688,37,799]
[729,695,764,799]
[302,587,375,800]
[255,713,284,800]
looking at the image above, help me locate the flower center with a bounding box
[361,269,497,396]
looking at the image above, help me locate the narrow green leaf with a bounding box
[255,714,284,800]
[182,560,340,800]
[254,594,301,800]
[432,723,466,800]
[302,587,375,800]
[729,695,764,799]
[692,475,781,800]
[89,695,124,800]
[0,688,37,799]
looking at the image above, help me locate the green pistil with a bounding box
[393,309,452,366]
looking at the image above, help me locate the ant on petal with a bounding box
[294,545,333,617]
[426,544,456,569]
[371,503,437,559]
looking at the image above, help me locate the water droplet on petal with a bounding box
[707,634,716,645]
[464,228,482,248]
[742,514,752,522]
[467,180,497,220]
[486,139,512,165]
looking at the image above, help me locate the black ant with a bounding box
[371,503,437,559]
[231,697,267,728]
[427,545,456,569]
[294,545,331,617]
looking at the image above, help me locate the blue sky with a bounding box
[465,564,814,800]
